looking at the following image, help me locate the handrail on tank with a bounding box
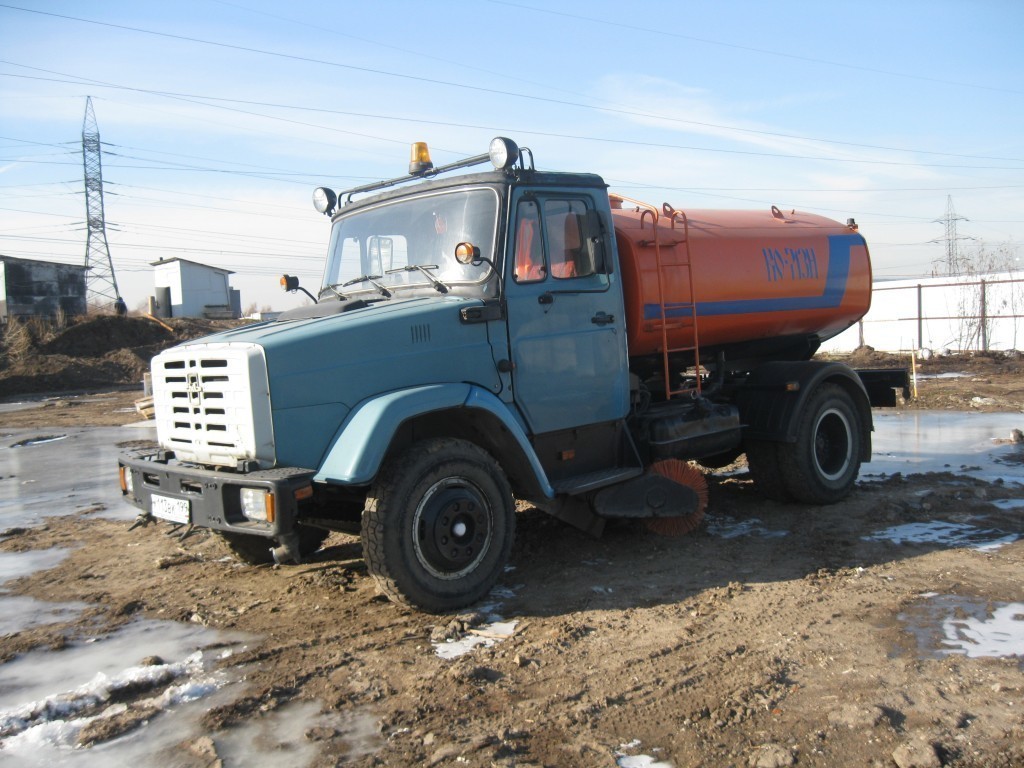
[662,203,689,235]
[609,192,659,231]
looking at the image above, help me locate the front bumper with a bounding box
[118,447,315,539]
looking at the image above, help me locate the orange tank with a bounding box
[609,195,872,360]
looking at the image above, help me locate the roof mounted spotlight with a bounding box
[312,187,337,216]
[488,137,519,170]
[409,142,434,175]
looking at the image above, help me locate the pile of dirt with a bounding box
[0,315,239,398]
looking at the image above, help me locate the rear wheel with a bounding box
[362,438,514,613]
[777,384,862,504]
[218,527,329,565]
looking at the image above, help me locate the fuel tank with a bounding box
[610,196,871,360]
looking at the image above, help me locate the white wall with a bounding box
[821,272,1024,353]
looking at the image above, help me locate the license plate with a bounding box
[151,494,190,525]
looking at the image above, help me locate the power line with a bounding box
[1,11,1022,165]
[486,0,1024,97]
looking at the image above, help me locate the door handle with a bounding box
[591,312,615,325]
[538,293,553,305]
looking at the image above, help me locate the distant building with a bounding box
[0,255,88,322]
[150,257,241,319]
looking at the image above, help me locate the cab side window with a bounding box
[513,200,545,283]
[512,196,596,283]
[545,199,594,280]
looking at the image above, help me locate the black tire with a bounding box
[218,526,329,566]
[361,438,514,613]
[777,383,862,504]
[744,440,792,502]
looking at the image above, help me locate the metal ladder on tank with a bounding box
[612,194,702,400]
[656,204,702,399]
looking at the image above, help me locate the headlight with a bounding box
[488,137,519,170]
[240,488,275,522]
[312,187,337,216]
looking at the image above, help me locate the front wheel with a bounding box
[777,383,863,504]
[362,438,515,613]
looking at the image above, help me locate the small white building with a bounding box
[151,257,241,319]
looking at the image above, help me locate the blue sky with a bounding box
[1,1,1022,311]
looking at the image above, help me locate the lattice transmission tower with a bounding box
[931,195,972,276]
[82,96,123,313]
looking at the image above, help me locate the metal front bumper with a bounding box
[118,447,315,538]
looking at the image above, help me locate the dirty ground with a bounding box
[0,328,1022,767]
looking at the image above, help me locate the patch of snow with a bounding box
[862,521,1018,551]
[433,619,518,660]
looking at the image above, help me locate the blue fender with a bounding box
[313,383,554,496]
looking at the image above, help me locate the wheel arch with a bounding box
[313,384,553,499]
[737,361,872,461]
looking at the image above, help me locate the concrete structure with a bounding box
[150,258,241,319]
[0,256,88,321]
[821,271,1023,354]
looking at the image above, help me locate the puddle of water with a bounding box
[864,411,1024,485]
[991,499,1024,511]
[0,595,86,636]
[215,700,381,767]
[0,427,149,530]
[915,372,969,380]
[862,521,1019,551]
[899,595,1024,663]
[0,549,71,585]
[705,515,788,540]
[9,436,68,448]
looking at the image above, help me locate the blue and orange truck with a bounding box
[119,137,907,611]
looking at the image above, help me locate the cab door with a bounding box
[503,191,629,435]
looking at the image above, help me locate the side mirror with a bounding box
[583,210,611,274]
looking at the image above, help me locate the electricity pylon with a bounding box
[82,96,123,313]
[931,195,972,276]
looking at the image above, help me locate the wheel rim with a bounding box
[813,407,853,482]
[412,477,493,580]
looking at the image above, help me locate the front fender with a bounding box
[313,384,553,496]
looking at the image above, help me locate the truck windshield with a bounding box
[322,188,498,297]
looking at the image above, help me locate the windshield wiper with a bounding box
[341,274,392,298]
[319,284,349,301]
[386,264,449,294]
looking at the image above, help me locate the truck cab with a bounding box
[119,137,905,612]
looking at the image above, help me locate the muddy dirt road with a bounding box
[0,361,1022,767]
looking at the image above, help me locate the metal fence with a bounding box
[824,273,1024,353]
